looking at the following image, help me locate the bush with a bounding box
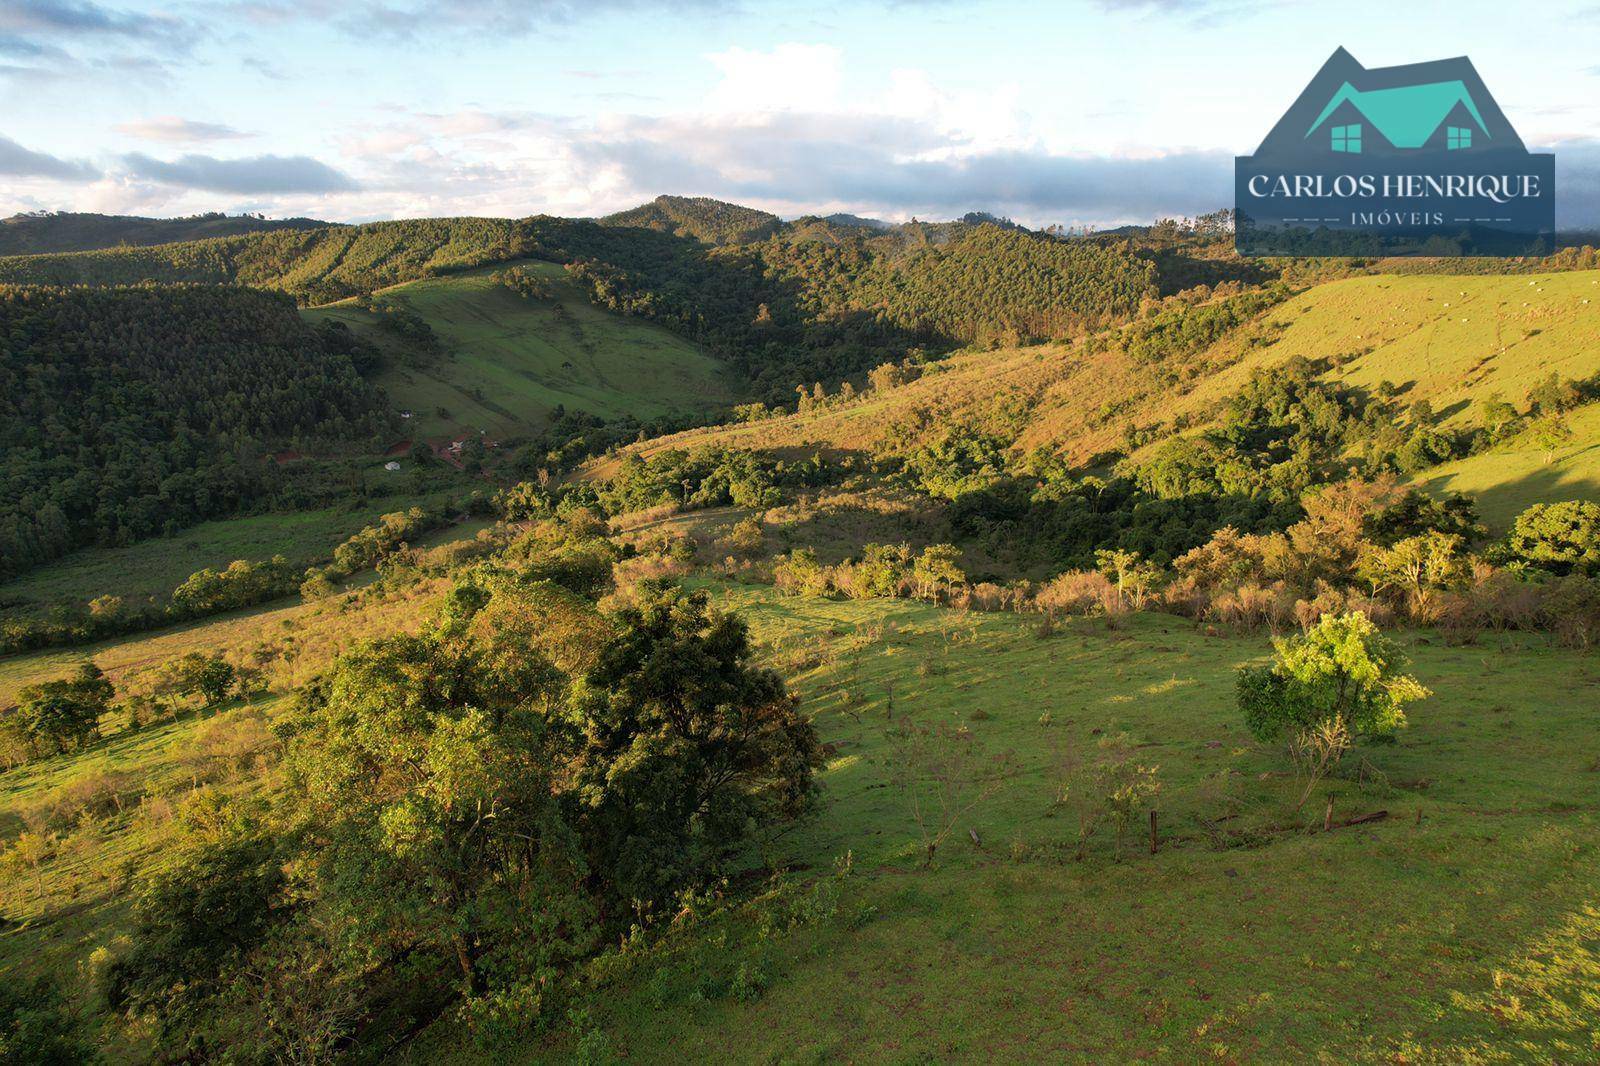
[1502,501,1600,575]
[1237,612,1428,746]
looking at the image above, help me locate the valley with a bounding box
[1,202,1597,1064]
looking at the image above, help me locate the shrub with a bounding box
[1237,612,1428,747]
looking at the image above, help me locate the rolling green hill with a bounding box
[596,268,1600,486]
[304,261,738,441]
[0,211,325,256]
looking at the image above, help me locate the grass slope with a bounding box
[398,581,1599,1063]
[3,575,1597,1061]
[1416,401,1600,530]
[306,261,737,441]
[590,269,1600,498]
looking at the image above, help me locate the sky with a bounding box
[3,0,1600,228]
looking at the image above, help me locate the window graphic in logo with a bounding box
[1236,49,1555,256]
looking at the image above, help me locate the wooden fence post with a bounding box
[1323,796,1334,832]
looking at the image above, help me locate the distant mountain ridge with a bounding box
[0,210,327,256]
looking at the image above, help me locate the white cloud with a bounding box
[704,43,843,114]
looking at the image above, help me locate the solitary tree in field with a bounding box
[14,662,113,756]
[1237,612,1429,806]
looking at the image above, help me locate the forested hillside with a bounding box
[0,211,325,256]
[600,194,783,245]
[0,206,1162,402]
[0,217,530,304]
[0,285,392,578]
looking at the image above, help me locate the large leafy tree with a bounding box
[10,662,113,758]
[285,626,591,995]
[568,582,822,915]
[1503,500,1600,576]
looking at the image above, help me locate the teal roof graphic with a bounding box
[1306,80,1489,148]
[1242,48,1533,159]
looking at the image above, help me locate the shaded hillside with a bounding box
[0,211,325,256]
[305,260,737,441]
[600,195,782,245]
[0,206,1157,382]
[0,284,392,578]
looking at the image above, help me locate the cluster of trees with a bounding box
[509,446,839,521]
[491,264,557,300]
[0,285,393,579]
[567,220,1156,401]
[1052,485,1600,644]
[902,358,1595,578]
[0,662,113,765]
[774,542,967,602]
[1115,284,1290,364]
[0,556,301,655]
[92,568,820,1057]
[300,506,450,597]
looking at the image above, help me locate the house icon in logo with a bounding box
[1250,47,1529,160]
[1305,79,1489,154]
[1235,48,1554,256]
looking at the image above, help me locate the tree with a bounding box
[286,626,593,998]
[1360,531,1469,621]
[14,663,112,757]
[1237,612,1429,749]
[912,544,966,601]
[1095,548,1162,610]
[173,653,237,707]
[1529,412,1573,464]
[105,829,284,1036]
[569,582,821,911]
[1479,392,1519,438]
[1503,501,1600,575]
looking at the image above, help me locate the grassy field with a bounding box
[0,493,453,620]
[395,581,1598,1063]
[3,574,1597,1061]
[305,261,738,442]
[1415,401,1600,531]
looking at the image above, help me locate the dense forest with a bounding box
[0,285,393,577]
[0,212,326,256]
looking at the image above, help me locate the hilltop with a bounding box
[600,194,783,245]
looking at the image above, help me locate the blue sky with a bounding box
[3,0,1600,226]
